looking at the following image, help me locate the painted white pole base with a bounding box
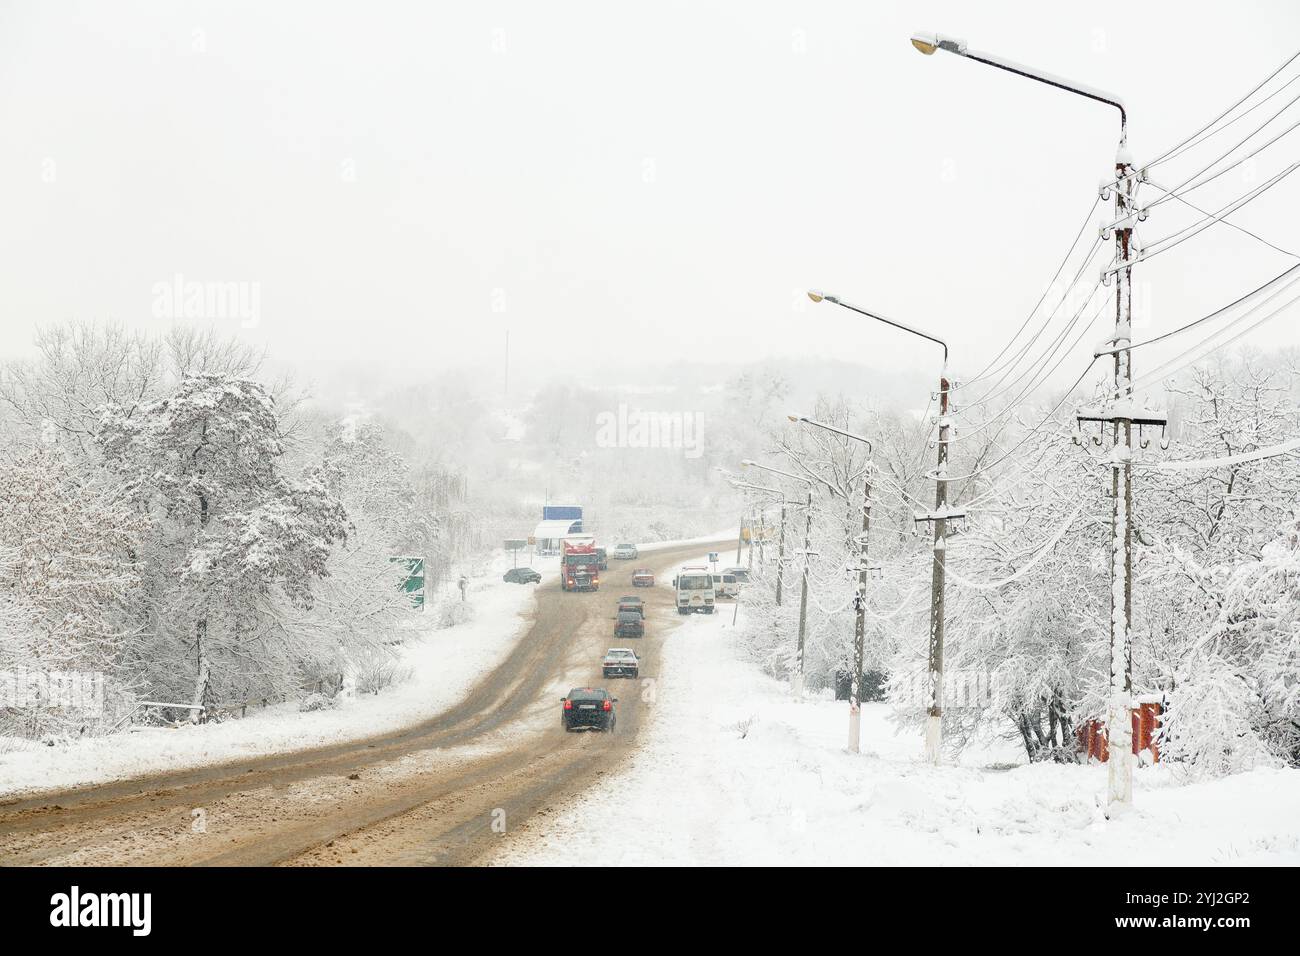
[847,707,861,753]
[924,715,942,766]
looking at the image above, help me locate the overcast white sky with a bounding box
[2,1,1298,393]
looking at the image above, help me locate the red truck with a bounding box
[561,539,601,592]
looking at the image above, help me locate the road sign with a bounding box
[504,539,526,551]
[391,556,425,609]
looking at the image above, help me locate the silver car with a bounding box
[601,647,640,678]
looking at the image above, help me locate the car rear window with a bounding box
[568,688,608,701]
[617,611,641,623]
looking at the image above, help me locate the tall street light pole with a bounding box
[791,415,875,754]
[742,459,815,698]
[725,473,790,607]
[807,290,951,764]
[909,30,1140,806]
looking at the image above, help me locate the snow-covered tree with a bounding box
[98,374,348,715]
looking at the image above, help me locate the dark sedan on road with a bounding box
[561,687,617,732]
[615,609,645,638]
[503,567,541,584]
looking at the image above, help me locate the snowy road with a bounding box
[0,540,729,866]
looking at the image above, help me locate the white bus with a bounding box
[674,565,716,614]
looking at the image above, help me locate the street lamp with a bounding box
[720,469,792,607]
[910,30,1142,808]
[908,32,1127,142]
[807,289,952,765]
[790,415,875,754]
[742,459,815,698]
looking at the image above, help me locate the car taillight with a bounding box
[563,700,572,710]
[602,700,612,711]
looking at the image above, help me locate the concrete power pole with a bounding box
[794,483,813,699]
[849,471,873,753]
[774,502,786,606]
[1107,146,1138,808]
[925,376,951,765]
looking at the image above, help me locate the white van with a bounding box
[712,572,739,599]
[674,566,715,614]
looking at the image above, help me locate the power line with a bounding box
[1130,284,1300,392]
[1154,73,1300,171]
[1145,177,1299,260]
[1138,162,1300,263]
[1146,114,1300,212]
[947,284,1108,444]
[1096,262,1300,359]
[959,196,1102,390]
[934,359,1098,484]
[1107,48,1300,189]
[1135,435,1300,472]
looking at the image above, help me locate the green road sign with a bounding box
[391,556,425,608]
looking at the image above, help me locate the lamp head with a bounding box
[910,32,938,55]
[807,289,824,303]
[910,31,966,56]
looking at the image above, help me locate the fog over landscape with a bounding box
[1,0,1299,896]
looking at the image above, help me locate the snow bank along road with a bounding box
[0,540,728,866]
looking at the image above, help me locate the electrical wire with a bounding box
[1139,161,1300,263]
[1146,114,1300,211]
[941,503,1084,592]
[1098,262,1300,359]
[932,359,1098,485]
[1130,286,1300,392]
[955,245,1105,414]
[1134,435,1300,471]
[959,196,1102,389]
[1153,73,1300,172]
[946,284,1109,444]
[1144,177,1299,260]
[1107,49,1300,189]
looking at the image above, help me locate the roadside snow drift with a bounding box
[495,601,1300,866]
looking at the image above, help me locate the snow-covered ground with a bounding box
[0,554,539,799]
[496,599,1300,866]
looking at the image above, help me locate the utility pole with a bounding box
[789,415,876,752]
[850,469,873,753]
[724,471,788,606]
[742,460,815,698]
[925,376,951,765]
[794,482,813,699]
[1106,146,1138,808]
[748,509,757,572]
[804,293,952,760]
[907,27,1146,797]
[774,501,786,606]
[735,513,744,566]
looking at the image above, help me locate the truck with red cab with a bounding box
[561,538,601,592]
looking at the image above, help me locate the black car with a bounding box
[561,687,617,732]
[503,567,541,584]
[615,609,645,638]
[617,595,645,617]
